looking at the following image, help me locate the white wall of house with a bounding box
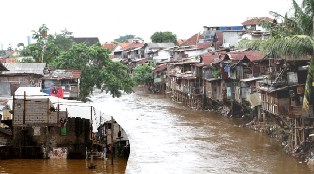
[185,49,209,57]
[244,24,268,32]
[256,25,267,32]
[222,31,244,47]
[112,45,123,58]
[151,50,172,62]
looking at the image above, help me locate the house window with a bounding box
[251,25,256,31]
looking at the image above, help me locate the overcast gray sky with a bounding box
[0,0,296,49]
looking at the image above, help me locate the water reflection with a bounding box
[0,159,127,174]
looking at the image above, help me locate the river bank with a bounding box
[139,84,314,166]
[207,100,314,165]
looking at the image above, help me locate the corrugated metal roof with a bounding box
[146,43,176,49]
[121,43,144,51]
[154,64,167,72]
[258,84,304,93]
[240,76,266,82]
[205,78,221,82]
[1,63,46,76]
[43,69,81,79]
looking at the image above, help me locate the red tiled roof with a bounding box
[242,17,274,26]
[177,39,186,46]
[197,42,212,49]
[228,51,265,61]
[119,43,130,49]
[154,64,167,72]
[121,42,144,51]
[201,53,224,65]
[102,43,116,52]
[181,33,204,46]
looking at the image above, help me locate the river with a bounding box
[1,90,314,174]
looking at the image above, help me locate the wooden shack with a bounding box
[42,69,81,99]
[0,63,46,96]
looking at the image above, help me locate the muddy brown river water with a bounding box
[1,90,314,174]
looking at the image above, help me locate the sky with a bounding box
[0,0,297,49]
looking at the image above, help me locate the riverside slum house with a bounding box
[201,51,267,116]
[96,118,129,158]
[145,43,176,92]
[255,55,313,151]
[0,63,46,159]
[163,17,275,111]
[164,49,268,113]
[152,63,168,93]
[0,63,46,96]
[41,69,81,99]
[162,30,222,108]
[10,87,95,159]
[120,42,145,73]
[143,43,176,63]
[167,58,205,110]
[0,62,12,159]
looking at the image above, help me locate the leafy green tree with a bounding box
[132,63,155,85]
[150,31,177,43]
[17,43,24,48]
[20,43,41,61]
[20,25,74,64]
[52,43,135,101]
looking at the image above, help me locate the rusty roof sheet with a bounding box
[43,69,81,79]
[154,64,167,72]
[197,41,213,49]
[201,53,225,65]
[102,43,116,52]
[228,51,265,61]
[181,33,204,46]
[121,42,144,51]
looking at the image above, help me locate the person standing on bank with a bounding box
[103,145,108,160]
